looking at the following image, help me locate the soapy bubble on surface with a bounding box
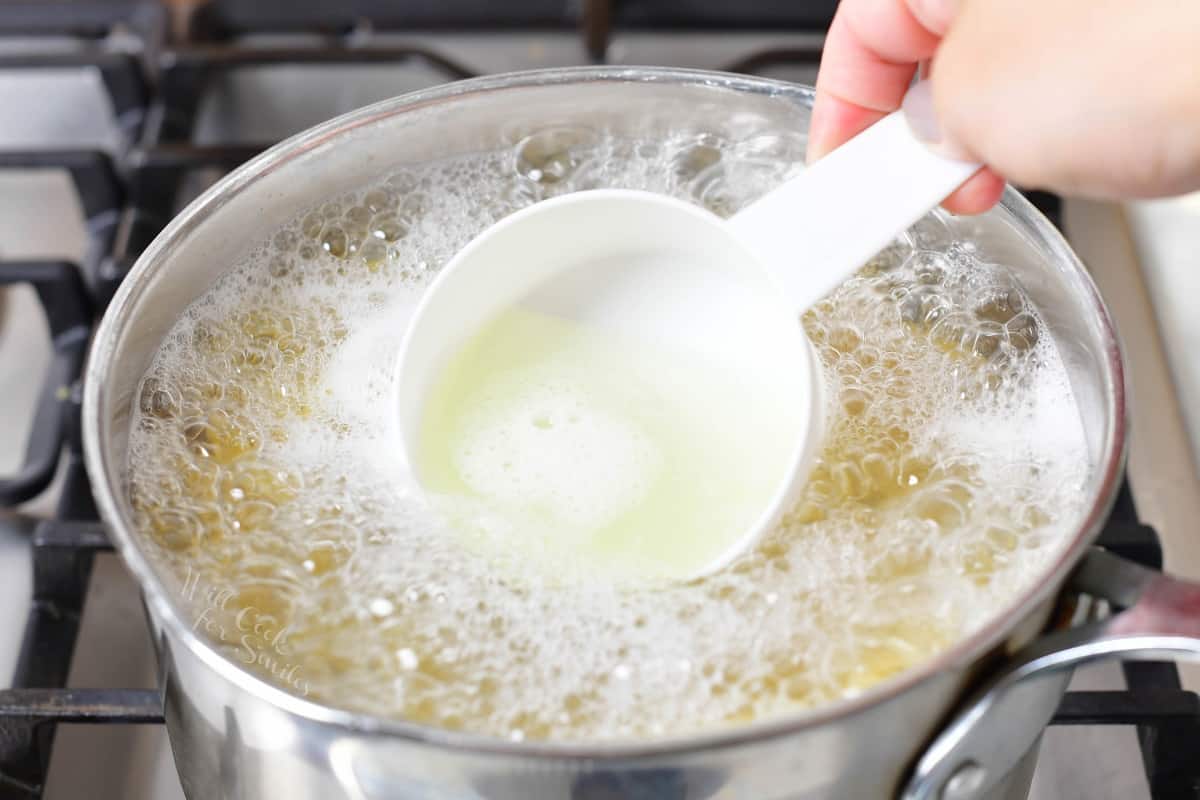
[126,125,1091,742]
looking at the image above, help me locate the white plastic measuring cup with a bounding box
[397,92,980,581]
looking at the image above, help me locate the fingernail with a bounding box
[902,81,974,162]
[805,135,829,165]
[910,0,961,34]
[902,81,941,144]
[805,105,830,164]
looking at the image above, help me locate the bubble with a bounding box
[359,238,388,271]
[899,286,949,327]
[268,256,292,278]
[273,230,298,252]
[514,127,598,185]
[385,171,418,194]
[363,189,397,215]
[344,205,371,227]
[974,288,1024,324]
[827,325,862,354]
[500,179,541,209]
[1006,312,1040,351]
[232,500,276,532]
[321,227,350,259]
[369,215,408,243]
[300,213,323,240]
[138,377,179,418]
[969,321,1005,359]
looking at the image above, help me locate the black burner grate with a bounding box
[0,1,163,39]
[0,4,1197,799]
[1071,484,1200,797]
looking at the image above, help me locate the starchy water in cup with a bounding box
[126,126,1091,741]
[416,306,802,583]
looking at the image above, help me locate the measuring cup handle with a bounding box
[727,82,980,314]
[901,547,1200,800]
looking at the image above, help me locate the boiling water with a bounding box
[127,126,1091,741]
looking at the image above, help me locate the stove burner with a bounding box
[0,262,90,507]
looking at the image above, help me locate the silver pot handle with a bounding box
[901,547,1200,800]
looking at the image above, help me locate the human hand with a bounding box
[809,0,1200,214]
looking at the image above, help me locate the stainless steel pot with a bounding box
[81,67,1200,800]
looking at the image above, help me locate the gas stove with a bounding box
[1,3,1198,799]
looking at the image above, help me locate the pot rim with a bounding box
[81,65,1128,760]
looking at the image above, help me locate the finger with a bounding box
[808,91,897,166]
[809,0,946,161]
[940,168,1006,215]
